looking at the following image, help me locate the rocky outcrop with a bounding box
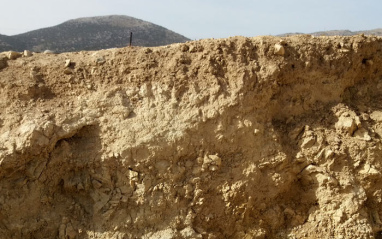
[0,35,382,238]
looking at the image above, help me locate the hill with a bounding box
[0,15,189,52]
[0,34,17,49]
[279,28,382,37]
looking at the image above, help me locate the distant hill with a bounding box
[0,34,18,49]
[0,15,190,53]
[279,28,382,37]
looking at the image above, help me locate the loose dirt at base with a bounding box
[1,35,382,238]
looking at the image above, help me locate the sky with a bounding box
[0,0,381,39]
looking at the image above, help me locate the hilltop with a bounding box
[0,15,189,52]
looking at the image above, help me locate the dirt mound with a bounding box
[1,35,382,238]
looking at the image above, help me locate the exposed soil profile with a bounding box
[1,35,382,238]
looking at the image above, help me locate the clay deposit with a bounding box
[1,35,382,238]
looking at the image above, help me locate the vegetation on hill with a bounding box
[0,15,189,52]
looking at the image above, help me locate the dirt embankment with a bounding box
[1,35,382,238]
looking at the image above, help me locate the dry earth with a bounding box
[1,35,382,238]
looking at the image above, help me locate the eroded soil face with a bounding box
[1,35,382,238]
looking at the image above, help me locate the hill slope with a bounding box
[0,15,189,52]
[279,28,382,37]
[0,34,18,49]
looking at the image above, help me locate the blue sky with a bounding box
[0,0,381,39]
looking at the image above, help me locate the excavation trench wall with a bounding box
[0,35,382,238]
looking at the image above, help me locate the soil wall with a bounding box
[1,35,382,238]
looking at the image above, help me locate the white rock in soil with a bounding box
[44,50,55,54]
[274,43,285,55]
[180,226,202,238]
[65,59,71,67]
[370,111,382,122]
[145,228,176,239]
[335,116,357,135]
[7,51,21,60]
[23,50,32,57]
[353,128,371,141]
[301,136,316,148]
